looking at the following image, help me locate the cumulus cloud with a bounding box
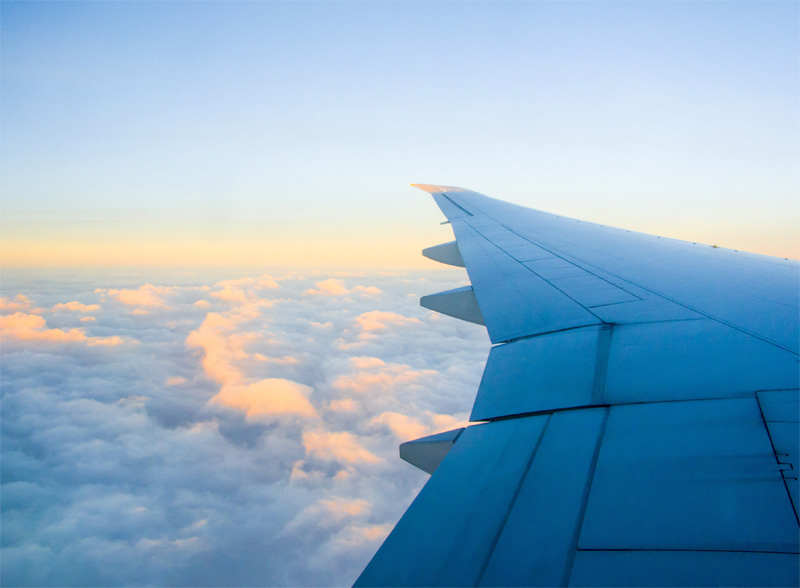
[329,398,359,412]
[369,411,470,442]
[254,353,299,364]
[336,523,393,546]
[305,278,349,296]
[350,356,386,369]
[355,310,422,332]
[320,497,372,519]
[303,430,381,464]
[0,269,487,587]
[52,301,101,312]
[87,335,125,347]
[209,275,281,304]
[0,312,126,346]
[0,294,34,312]
[97,284,168,308]
[165,376,188,386]
[331,362,437,395]
[186,309,317,420]
[368,412,429,442]
[211,379,318,420]
[352,285,382,296]
[1,312,85,342]
[305,279,383,297]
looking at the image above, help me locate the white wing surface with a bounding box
[354,186,799,587]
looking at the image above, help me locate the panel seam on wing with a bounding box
[489,220,799,356]
[462,219,642,318]
[563,408,610,585]
[458,221,609,327]
[473,413,554,586]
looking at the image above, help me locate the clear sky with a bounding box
[2,0,798,267]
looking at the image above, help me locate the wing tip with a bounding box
[410,183,465,194]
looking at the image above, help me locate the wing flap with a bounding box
[399,428,465,475]
[355,417,549,587]
[421,286,485,326]
[578,398,799,552]
[471,327,604,421]
[422,241,465,267]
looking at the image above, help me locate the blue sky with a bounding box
[2,1,798,266]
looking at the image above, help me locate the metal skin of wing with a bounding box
[354,186,800,588]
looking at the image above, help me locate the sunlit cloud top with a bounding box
[0,268,485,586]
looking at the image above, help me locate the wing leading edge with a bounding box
[354,186,799,587]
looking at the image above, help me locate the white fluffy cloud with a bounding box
[305,278,383,298]
[0,269,488,586]
[98,284,169,308]
[0,294,35,312]
[0,312,126,346]
[52,301,101,312]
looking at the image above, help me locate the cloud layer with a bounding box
[1,269,488,586]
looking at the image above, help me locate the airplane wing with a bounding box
[354,186,799,587]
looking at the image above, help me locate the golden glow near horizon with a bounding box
[2,206,797,268]
[0,221,460,269]
[3,230,797,269]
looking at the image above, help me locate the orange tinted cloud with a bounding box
[355,311,421,331]
[210,276,280,304]
[331,363,436,394]
[52,301,100,312]
[302,430,381,464]
[0,312,124,346]
[336,523,393,546]
[253,353,299,365]
[351,285,382,296]
[211,287,250,304]
[369,412,428,442]
[186,312,247,384]
[304,279,383,297]
[305,278,349,296]
[187,311,318,420]
[369,410,469,442]
[0,294,34,312]
[87,336,125,347]
[328,398,359,412]
[349,357,385,369]
[354,524,393,542]
[99,285,167,308]
[211,379,317,420]
[319,497,371,519]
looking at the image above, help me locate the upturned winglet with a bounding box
[410,184,467,194]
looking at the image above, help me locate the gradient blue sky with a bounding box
[2,1,798,265]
